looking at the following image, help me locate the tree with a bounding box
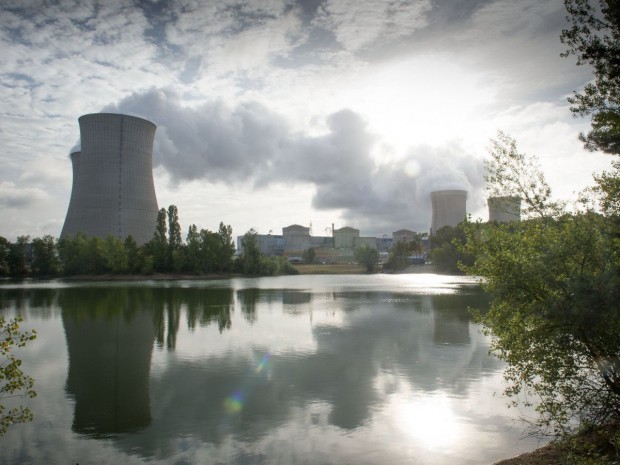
[0,237,9,277]
[185,224,202,273]
[152,208,168,271]
[124,235,143,274]
[0,315,37,436]
[384,239,411,271]
[430,225,472,274]
[167,205,183,271]
[354,245,379,273]
[462,134,620,436]
[102,236,128,274]
[561,0,620,154]
[239,229,261,275]
[485,131,563,218]
[31,235,60,277]
[302,247,316,264]
[7,236,30,277]
[216,222,235,273]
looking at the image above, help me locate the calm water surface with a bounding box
[0,274,545,464]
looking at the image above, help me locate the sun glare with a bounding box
[346,56,497,158]
[393,394,461,450]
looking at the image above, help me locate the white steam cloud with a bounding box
[93,88,483,233]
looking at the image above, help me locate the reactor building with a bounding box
[430,190,467,234]
[60,113,159,245]
[488,196,521,223]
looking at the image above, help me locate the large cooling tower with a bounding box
[431,190,467,233]
[488,196,521,223]
[61,113,159,244]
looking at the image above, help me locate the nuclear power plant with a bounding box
[430,190,467,234]
[488,196,521,223]
[60,113,159,245]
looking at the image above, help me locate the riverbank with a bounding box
[493,422,620,464]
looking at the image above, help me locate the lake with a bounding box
[0,274,546,464]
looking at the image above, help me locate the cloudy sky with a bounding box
[0,0,614,241]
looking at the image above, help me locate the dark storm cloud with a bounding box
[100,88,483,233]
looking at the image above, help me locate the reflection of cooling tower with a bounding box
[488,196,521,223]
[431,190,467,233]
[64,309,155,435]
[60,113,159,244]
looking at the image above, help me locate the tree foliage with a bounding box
[463,132,620,436]
[354,245,379,273]
[302,247,316,264]
[239,229,261,275]
[7,236,29,277]
[31,235,60,276]
[485,131,563,218]
[0,315,37,436]
[430,225,472,274]
[561,0,620,154]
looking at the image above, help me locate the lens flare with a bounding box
[224,389,245,414]
[224,353,271,414]
[255,353,271,374]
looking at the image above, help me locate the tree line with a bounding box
[0,205,297,278]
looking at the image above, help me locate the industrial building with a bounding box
[488,196,521,223]
[430,190,467,234]
[61,113,159,245]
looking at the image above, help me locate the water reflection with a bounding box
[0,277,527,465]
[62,291,155,436]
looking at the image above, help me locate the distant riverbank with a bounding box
[5,263,441,282]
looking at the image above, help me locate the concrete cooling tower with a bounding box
[488,196,521,223]
[431,190,467,233]
[61,113,159,245]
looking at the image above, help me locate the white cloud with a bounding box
[313,0,432,52]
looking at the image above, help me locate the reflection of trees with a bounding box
[0,287,59,318]
[151,288,235,350]
[185,287,234,333]
[236,288,283,324]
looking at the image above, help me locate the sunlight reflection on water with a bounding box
[0,274,544,465]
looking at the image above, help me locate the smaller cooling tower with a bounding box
[431,190,467,233]
[488,196,521,223]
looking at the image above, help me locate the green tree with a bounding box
[430,225,472,274]
[102,236,128,274]
[85,236,106,274]
[354,245,379,273]
[167,205,183,271]
[31,235,60,277]
[0,315,37,436]
[561,0,620,154]
[185,224,202,273]
[385,239,411,271]
[124,235,143,274]
[462,135,620,436]
[0,237,9,277]
[216,222,235,273]
[7,236,30,277]
[240,229,261,275]
[302,247,316,264]
[58,232,89,275]
[152,208,168,271]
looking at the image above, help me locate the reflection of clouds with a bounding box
[118,287,500,459]
[0,279,542,465]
